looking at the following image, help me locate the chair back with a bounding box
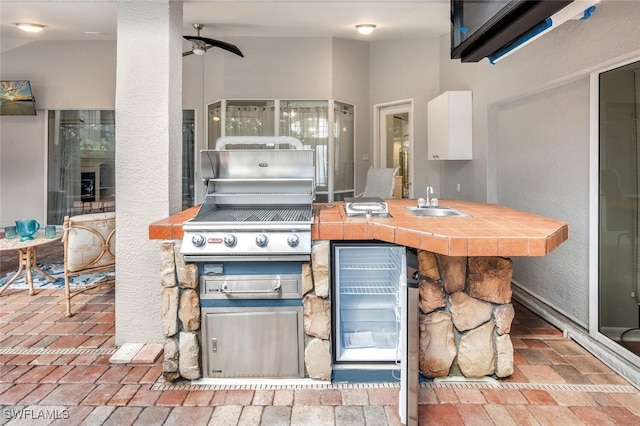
[63,212,115,273]
[362,167,399,199]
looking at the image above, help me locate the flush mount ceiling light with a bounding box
[356,24,376,35]
[15,23,46,33]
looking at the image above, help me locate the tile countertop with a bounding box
[148,199,568,257]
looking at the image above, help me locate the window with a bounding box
[47,110,115,225]
[182,110,195,210]
[207,99,355,201]
[47,110,196,223]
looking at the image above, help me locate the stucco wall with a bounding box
[113,1,184,345]
[497,78,590,326]
[438,0,640,326]
[369,38,441,198]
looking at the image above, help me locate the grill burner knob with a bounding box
[287,234,300,247]
[256,233,269,248]
[191,234,206,248]
[223,234,237,247]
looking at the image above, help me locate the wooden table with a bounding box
[0,231,62,296]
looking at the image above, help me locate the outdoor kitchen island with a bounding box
[148,198,568,383]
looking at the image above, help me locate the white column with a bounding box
[115,1,183,344]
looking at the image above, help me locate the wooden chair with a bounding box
[62,212,115,317]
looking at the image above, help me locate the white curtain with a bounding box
[225,104,271,137]
[280,102,328,189]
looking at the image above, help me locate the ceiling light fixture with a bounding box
[192,40,207,56]
[15,23,46,33]
[356,24,376,35]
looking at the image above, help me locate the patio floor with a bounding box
[1,240,640,425]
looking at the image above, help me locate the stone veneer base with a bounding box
[159,240,515,383]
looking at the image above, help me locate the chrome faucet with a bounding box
[426,185,434,207]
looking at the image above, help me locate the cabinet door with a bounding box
[427,91,472,160]
[202,307,304,378]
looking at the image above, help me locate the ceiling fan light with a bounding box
[356,24,376,35]
[16,23,46,33]
[191,39,207,56]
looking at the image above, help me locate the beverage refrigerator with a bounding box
[332,242,407,362]
[331,241,418,425]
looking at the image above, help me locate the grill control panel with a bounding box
[182,230,312,256]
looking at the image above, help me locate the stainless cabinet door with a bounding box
[202,306,304,378]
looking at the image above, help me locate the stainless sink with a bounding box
[405,206,470,217]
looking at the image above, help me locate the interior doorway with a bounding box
[374,100,414,198]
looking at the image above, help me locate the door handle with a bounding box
[220,280,282,294]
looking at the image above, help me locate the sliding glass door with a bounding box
[47,110,197,224]
[598,60,640,358]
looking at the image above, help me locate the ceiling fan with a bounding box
[182,23,244,58]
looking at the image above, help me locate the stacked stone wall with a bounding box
[304,241,332,379]
[158,241,515,382]
[418,251,515,379]
[160,241,200,381]
[159,240,332,382]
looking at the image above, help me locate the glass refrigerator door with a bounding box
[334,244,406,362]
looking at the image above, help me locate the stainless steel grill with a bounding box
[183,136,314,379]
[181,136,316,260]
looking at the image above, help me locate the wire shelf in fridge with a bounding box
[340,282,398,296]
[340,307,397,323]
[338,261,398,271]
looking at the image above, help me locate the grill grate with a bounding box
[195,206,314,223]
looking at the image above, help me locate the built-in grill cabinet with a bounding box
[182,137,314,379]
[200,269,305,378]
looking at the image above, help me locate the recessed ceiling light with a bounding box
[15,23,46,33]
[356,24,376,35]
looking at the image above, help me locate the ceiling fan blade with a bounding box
[182,50,194,57]
[183,35,244,58]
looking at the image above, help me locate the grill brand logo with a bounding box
[258,162,269,167]
[208,238,223,244]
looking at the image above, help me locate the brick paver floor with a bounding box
[1,241,640,425]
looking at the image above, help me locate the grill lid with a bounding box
[188,136,316,227]
[199,136,315,208]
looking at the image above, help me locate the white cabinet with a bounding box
[427,91,472,160]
